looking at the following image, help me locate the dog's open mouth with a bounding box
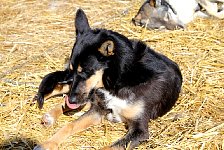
[65,95,81,109]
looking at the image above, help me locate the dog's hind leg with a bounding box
[102,120,149,150]
[34,105,103,150]
[42,102,91,126]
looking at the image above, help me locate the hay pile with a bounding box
[0,0,223,149]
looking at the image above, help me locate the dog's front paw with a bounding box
[33,93,45,109]
[41,113,55,126]
[33,141,58,150]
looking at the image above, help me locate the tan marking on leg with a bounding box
[44,84,70,100]
[85,69,104,93]
[39,110,103,149]
[121,101,144,120]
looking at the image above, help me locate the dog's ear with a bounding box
[98,40,115,56]
[75,9,90,35]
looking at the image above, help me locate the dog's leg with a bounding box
[42,102,91,126]
[102,121,149,150]
[34,106,103,150]
[41,104,64,126]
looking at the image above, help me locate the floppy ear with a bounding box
[75,9,90,35]
[98,40,115,56]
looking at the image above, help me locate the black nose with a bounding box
[69,96,77,104]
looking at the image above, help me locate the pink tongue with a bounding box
[65,95,81,109]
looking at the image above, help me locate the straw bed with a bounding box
[0,0,223,149]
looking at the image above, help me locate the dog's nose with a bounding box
[69,96,77,104]
[65,94,77,104]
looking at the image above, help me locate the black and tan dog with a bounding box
[33,9,183,150]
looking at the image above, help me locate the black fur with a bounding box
[34,9,182,149]
[34,70,73,109]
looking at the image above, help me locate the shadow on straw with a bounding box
[0,137,37,150]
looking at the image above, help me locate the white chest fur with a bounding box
[98,89,144,123]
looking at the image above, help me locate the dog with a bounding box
[132,0,224,30]
[33,9,183,150]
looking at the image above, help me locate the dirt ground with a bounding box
[0,0,224,149]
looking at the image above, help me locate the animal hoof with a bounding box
[41,113,55,126]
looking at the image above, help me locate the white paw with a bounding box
[41,113,55,126]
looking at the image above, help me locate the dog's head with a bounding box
[65,9,126,109]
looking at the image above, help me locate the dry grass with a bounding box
[0,0,224,149]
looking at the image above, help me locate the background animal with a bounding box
[133,0,224,30]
